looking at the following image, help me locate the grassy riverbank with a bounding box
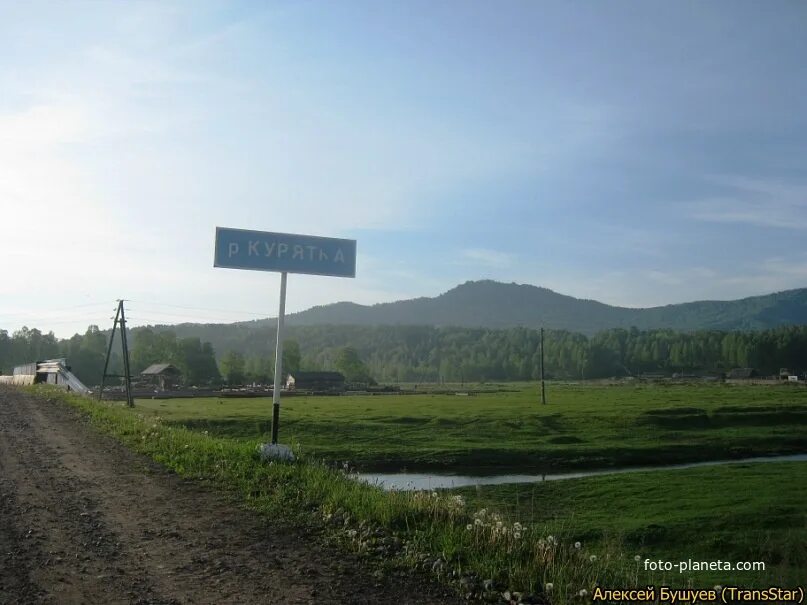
[28,383,807,600]
[30,386,635,604]
[454,461,807,586]
[136,382,807,471]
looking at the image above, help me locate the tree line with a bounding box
[3,323,807,386]
[248,324,807,382]
[0,325,373,387]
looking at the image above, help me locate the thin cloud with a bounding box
[459,248,516,268]
[687,176,807,229]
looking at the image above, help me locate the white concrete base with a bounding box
[258,443,295,462]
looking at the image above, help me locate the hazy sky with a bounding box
[2,1,806,337]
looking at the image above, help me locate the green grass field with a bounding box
[128,382,807,588]
[456,461,807,586]
[137,382,807,472]
[57,382,806,595]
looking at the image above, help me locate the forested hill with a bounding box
[284,280,807,334]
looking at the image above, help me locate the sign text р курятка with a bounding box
[214,227,356,278]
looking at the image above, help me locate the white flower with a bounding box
[545,582,554,591]
[466,524,473,531]
[474,518,483,526]
[574,541,582,549]
[589,554,597,562]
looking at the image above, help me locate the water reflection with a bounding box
[356,453,807,491]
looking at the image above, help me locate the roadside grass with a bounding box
[26,383,807,600]
[30,386,638,604]
[454,462,807,587]
[134,382,807,471]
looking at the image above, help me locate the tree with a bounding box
[176,337,220,385]
[283,339,301,376]
[65,325,109,386]
[220,350,246,385]
[334,347,373,383]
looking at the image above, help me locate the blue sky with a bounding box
[1,1,806,337]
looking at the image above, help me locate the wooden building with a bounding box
[140,363,182,391]
[285,371,345,392]
[727,367,758,379]
[0,359,90,392]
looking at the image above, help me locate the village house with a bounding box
[285,371,346,393]
[727,368,758,380]
[140,363,182,391]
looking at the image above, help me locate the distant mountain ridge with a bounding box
[282,280,807,334]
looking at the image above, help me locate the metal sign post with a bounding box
[271,272,287,444]
[214,227,356,452]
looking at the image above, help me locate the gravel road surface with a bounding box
[0,387,460,604]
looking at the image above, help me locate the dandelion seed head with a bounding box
[589,554,597,562]
[545,582,554,591]
[574,541,582,549]
[466,524,473,531]
[634,555,641,562]
[579,588,588,597]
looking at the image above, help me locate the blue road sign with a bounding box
[214,227,356,278]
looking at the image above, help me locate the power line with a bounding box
[127,309,257,323]
[128,299,270,318]
[0,301,117,320]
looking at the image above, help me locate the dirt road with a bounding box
[0,388,459,604]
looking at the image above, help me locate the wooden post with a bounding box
[540,327,546,405]
[99,302,121,401]
[119,301,134,407]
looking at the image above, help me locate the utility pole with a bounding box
[540,327,546,405]
[119,301,133,407]
[99,300,134,407]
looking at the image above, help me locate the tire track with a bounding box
[0,388,460,604]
